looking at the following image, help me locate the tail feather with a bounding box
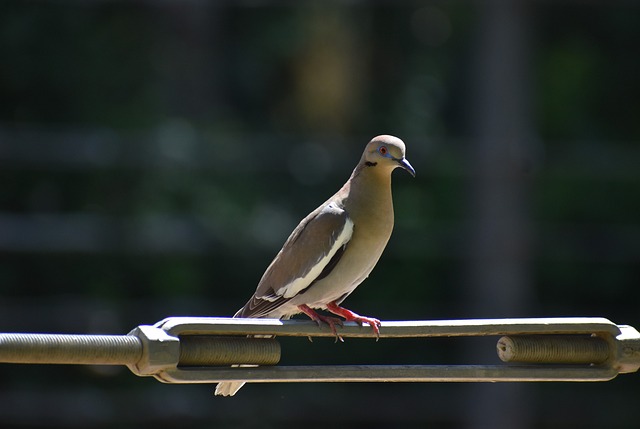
[214,363,257,396]
[214,311,251,397]
[214,314,287,396]
[215,379,246,397]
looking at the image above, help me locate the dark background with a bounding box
[1,1,639,428]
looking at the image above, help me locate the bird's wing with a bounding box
[236,202,353,318]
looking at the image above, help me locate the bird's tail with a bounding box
[215,332,278,396]
[214,378,247,397]
[213,343,264,396]
[214,312,286,397]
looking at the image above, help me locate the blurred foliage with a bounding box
[0,1,639,428]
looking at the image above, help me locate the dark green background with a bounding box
[1,1,638,428]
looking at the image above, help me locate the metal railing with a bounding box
[1,317,638,386]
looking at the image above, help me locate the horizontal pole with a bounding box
[156,316,621,338]
[2,317,637,386]
[0,332,281,367]
[156,364,619,384]
[0,333,142,365]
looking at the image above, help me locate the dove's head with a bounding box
[362,135,415,177]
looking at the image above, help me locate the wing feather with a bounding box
[236,202,352,318]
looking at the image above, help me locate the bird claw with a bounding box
[298,303,381,342]
[352,316,381,340]
[314,315,345,343]
[325,302,381,340]
[298,304,345,342]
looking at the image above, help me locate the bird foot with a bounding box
[326,302,381,340]
[298,304,345,342]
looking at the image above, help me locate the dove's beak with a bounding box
[396,157,416,177]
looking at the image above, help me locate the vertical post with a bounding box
[464,0,535,428]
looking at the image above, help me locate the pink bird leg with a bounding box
[298,304,345,342]
[326,301,381,339]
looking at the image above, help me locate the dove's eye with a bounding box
[378,146,388,156]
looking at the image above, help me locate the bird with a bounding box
[215,135,415,396]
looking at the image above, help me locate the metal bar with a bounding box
[155,364,619,384]
[156,317,621,339]
[1,317,637,386]
[0,333,142,365]
[179,336,280,366]
[497,335,610,364]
